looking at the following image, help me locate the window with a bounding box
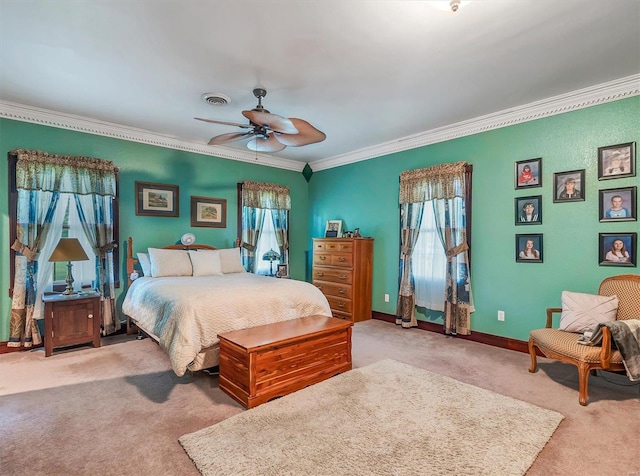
[236,181,290,275]
[412,202,447,311]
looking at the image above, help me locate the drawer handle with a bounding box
[337,257,347,262]
[339,274,347,280]
[317,272,324,277]
[316,284,323,290]
[338,288,345,294]
[88,314,94,319]
[319,256,326,260]
[338,302,345,309]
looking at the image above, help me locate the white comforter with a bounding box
[122,273,331,376]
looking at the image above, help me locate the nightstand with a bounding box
[42,292,102,357]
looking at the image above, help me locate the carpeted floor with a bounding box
[180,359,563,476]
[1,319,638,475]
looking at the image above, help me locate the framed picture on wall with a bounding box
[515,195,542,225]
[599,187,636,222]
[516,234,543,263]
[135,181,179,217]
[599,232,636,267]
[325,220,343,238]
[515,158,542,189]
[553,169,585,203]
[190,196,227,228]
[598,142,636,180]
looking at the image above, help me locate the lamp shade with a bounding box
[49,238,90,262]
[262,249,280,261]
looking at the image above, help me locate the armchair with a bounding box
[528,274,640,406]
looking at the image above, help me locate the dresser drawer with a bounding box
[314,240,354,253]
[313,281,352,299]
[330,253,352,267]
[331,310,353,321]
[313,267,353,284]
[327,296,352,314]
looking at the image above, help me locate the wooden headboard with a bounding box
[126,236,217,284]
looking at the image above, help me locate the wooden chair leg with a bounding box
[577,362,591,406]
[528,338,538,373]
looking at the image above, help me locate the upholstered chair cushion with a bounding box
[530,328,623,364]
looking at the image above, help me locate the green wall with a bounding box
[1,97,639,343]
[308,97,640,341]
[0,119,310,342]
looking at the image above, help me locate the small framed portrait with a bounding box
[599,233,636,267]
[276,264,289,278]
[190,196,227,228]
[598,142,636,180]
[516,234,543,263]
[553,169,585,203]
[599,187,636,222]
[325,220,343,238]
[515,195,542,225]
[515,158,542,189]
[135,181,179,217]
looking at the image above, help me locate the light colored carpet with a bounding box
[179,358,564,476]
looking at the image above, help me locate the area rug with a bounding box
[179,359,563,476]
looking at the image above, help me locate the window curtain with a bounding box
[74,193,120,335]
[239,181,291,272]
[9,190,62,347]
[396,203,424,328]
[397,161,473,334]
[9,149,118,347]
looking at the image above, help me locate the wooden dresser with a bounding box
[312,237,374,322]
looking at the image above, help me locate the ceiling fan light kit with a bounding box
[195,88,326,153]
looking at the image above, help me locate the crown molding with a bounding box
[0,101,306,172]
[2,74,638,174]
[311,74,640,171]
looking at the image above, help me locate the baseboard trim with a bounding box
[372,311,532,354]
[0,341,43,354]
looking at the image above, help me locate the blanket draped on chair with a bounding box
[578,319,640,381]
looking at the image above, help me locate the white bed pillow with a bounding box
[558,291,618,333]
[188,250,223,277]
[218,247,246,274]
[137,252,152,277]
[148,248,193,277]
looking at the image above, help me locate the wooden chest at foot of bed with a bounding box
[218,315,353,409]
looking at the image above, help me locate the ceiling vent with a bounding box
[201,93,231,106]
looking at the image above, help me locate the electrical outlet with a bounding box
[497,310,505,321]
[384,293,390,303]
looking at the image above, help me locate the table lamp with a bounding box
[49,238,90,295]
[262,249,280,277]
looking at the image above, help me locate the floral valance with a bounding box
[399,161,468,204]
[242,180,291,210]
[12,149,117,197]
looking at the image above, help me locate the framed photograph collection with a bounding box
[513,141,636,267]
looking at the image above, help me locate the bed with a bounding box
[122,237,332,376]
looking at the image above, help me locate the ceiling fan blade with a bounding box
[273,118,326,147]
[246,133,287,153]
[194,117,252,129]
[208,132,252,146]
[242,110,298,134]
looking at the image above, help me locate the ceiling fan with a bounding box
[195,88,326,153]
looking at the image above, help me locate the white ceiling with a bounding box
[1,0,639,171]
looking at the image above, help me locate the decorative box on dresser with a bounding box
[312,237,374,322]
